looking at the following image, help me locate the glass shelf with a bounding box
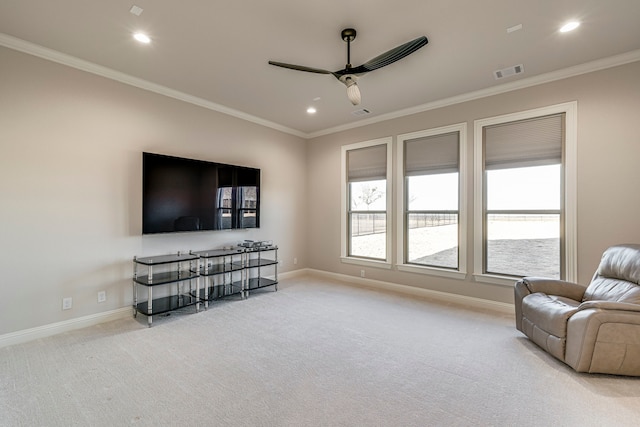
[134,253,198,266]
[133,270,199,286]
[245,258,278,268]
[246,277,278,291]
[135,294,199,316]
[133,252,200,326]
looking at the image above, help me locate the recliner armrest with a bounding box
[520,277,586,301]
[514,277,586,333]
[578,301,640,313]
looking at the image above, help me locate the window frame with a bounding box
[396,123,468,279]
[473,102,577,286]
[341,137,393,269]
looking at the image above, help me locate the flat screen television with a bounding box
[142,152,260,234]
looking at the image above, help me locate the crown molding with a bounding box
[2,33,639,140]
[0,33,307,139]
[306,49,640,139]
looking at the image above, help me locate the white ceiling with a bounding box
[1,0,640,138]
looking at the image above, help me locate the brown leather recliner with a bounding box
[514,244,640,376]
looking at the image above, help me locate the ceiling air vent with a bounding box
[352,108,371,116]
[494,64,524,80]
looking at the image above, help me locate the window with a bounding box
[341,138,392,268]
[474,103,577,284]
[397,124,467,278]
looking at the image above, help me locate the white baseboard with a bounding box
[278,268,309,280]
[305,268,515,315]
[0,307,131,349]
[1,268,513,348]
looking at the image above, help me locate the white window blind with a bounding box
[347,144,387,182]
[484,114,563,170]
[405,131,459,176]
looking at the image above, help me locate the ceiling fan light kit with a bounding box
[339,74,361,105]
[269,28,428,106]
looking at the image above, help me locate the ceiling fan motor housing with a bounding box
[341,28,356,42]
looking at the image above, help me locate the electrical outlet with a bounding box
[62,297,73,310]
[360,270,365,278]
[293,257,298,265]
[97,291,106,303]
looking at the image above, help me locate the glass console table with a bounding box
[244,245,279,296]
[190,248,245,307]
[132,252,200,326]
[132,244,278,325]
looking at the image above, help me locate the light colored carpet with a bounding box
[1,275,639,426]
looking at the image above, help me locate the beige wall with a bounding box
[0,46,308,335]
[306,60,640,304]
[2,42,639,337]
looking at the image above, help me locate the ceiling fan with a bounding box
[268,28,428,106]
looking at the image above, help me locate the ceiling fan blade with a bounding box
[268,61,333,75]
[346,36,428,75]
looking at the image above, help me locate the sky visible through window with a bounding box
[487,164,560,210]
[408,173,458,210]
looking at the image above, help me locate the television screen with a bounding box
[142,152,260,234]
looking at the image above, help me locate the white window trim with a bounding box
[473,101,578,286]
[341,137,393,269]
[396,123,468,280]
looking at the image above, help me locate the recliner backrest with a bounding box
[583,244,640,303]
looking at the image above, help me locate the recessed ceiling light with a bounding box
[560,21,580,33]
[129,5,144,16]
[307,107,317,114]
[133,32,151,44]
[507,24,523,33]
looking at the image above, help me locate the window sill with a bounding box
[397,264,466,280]
[340,257,392,270]
[473,273,520,287]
